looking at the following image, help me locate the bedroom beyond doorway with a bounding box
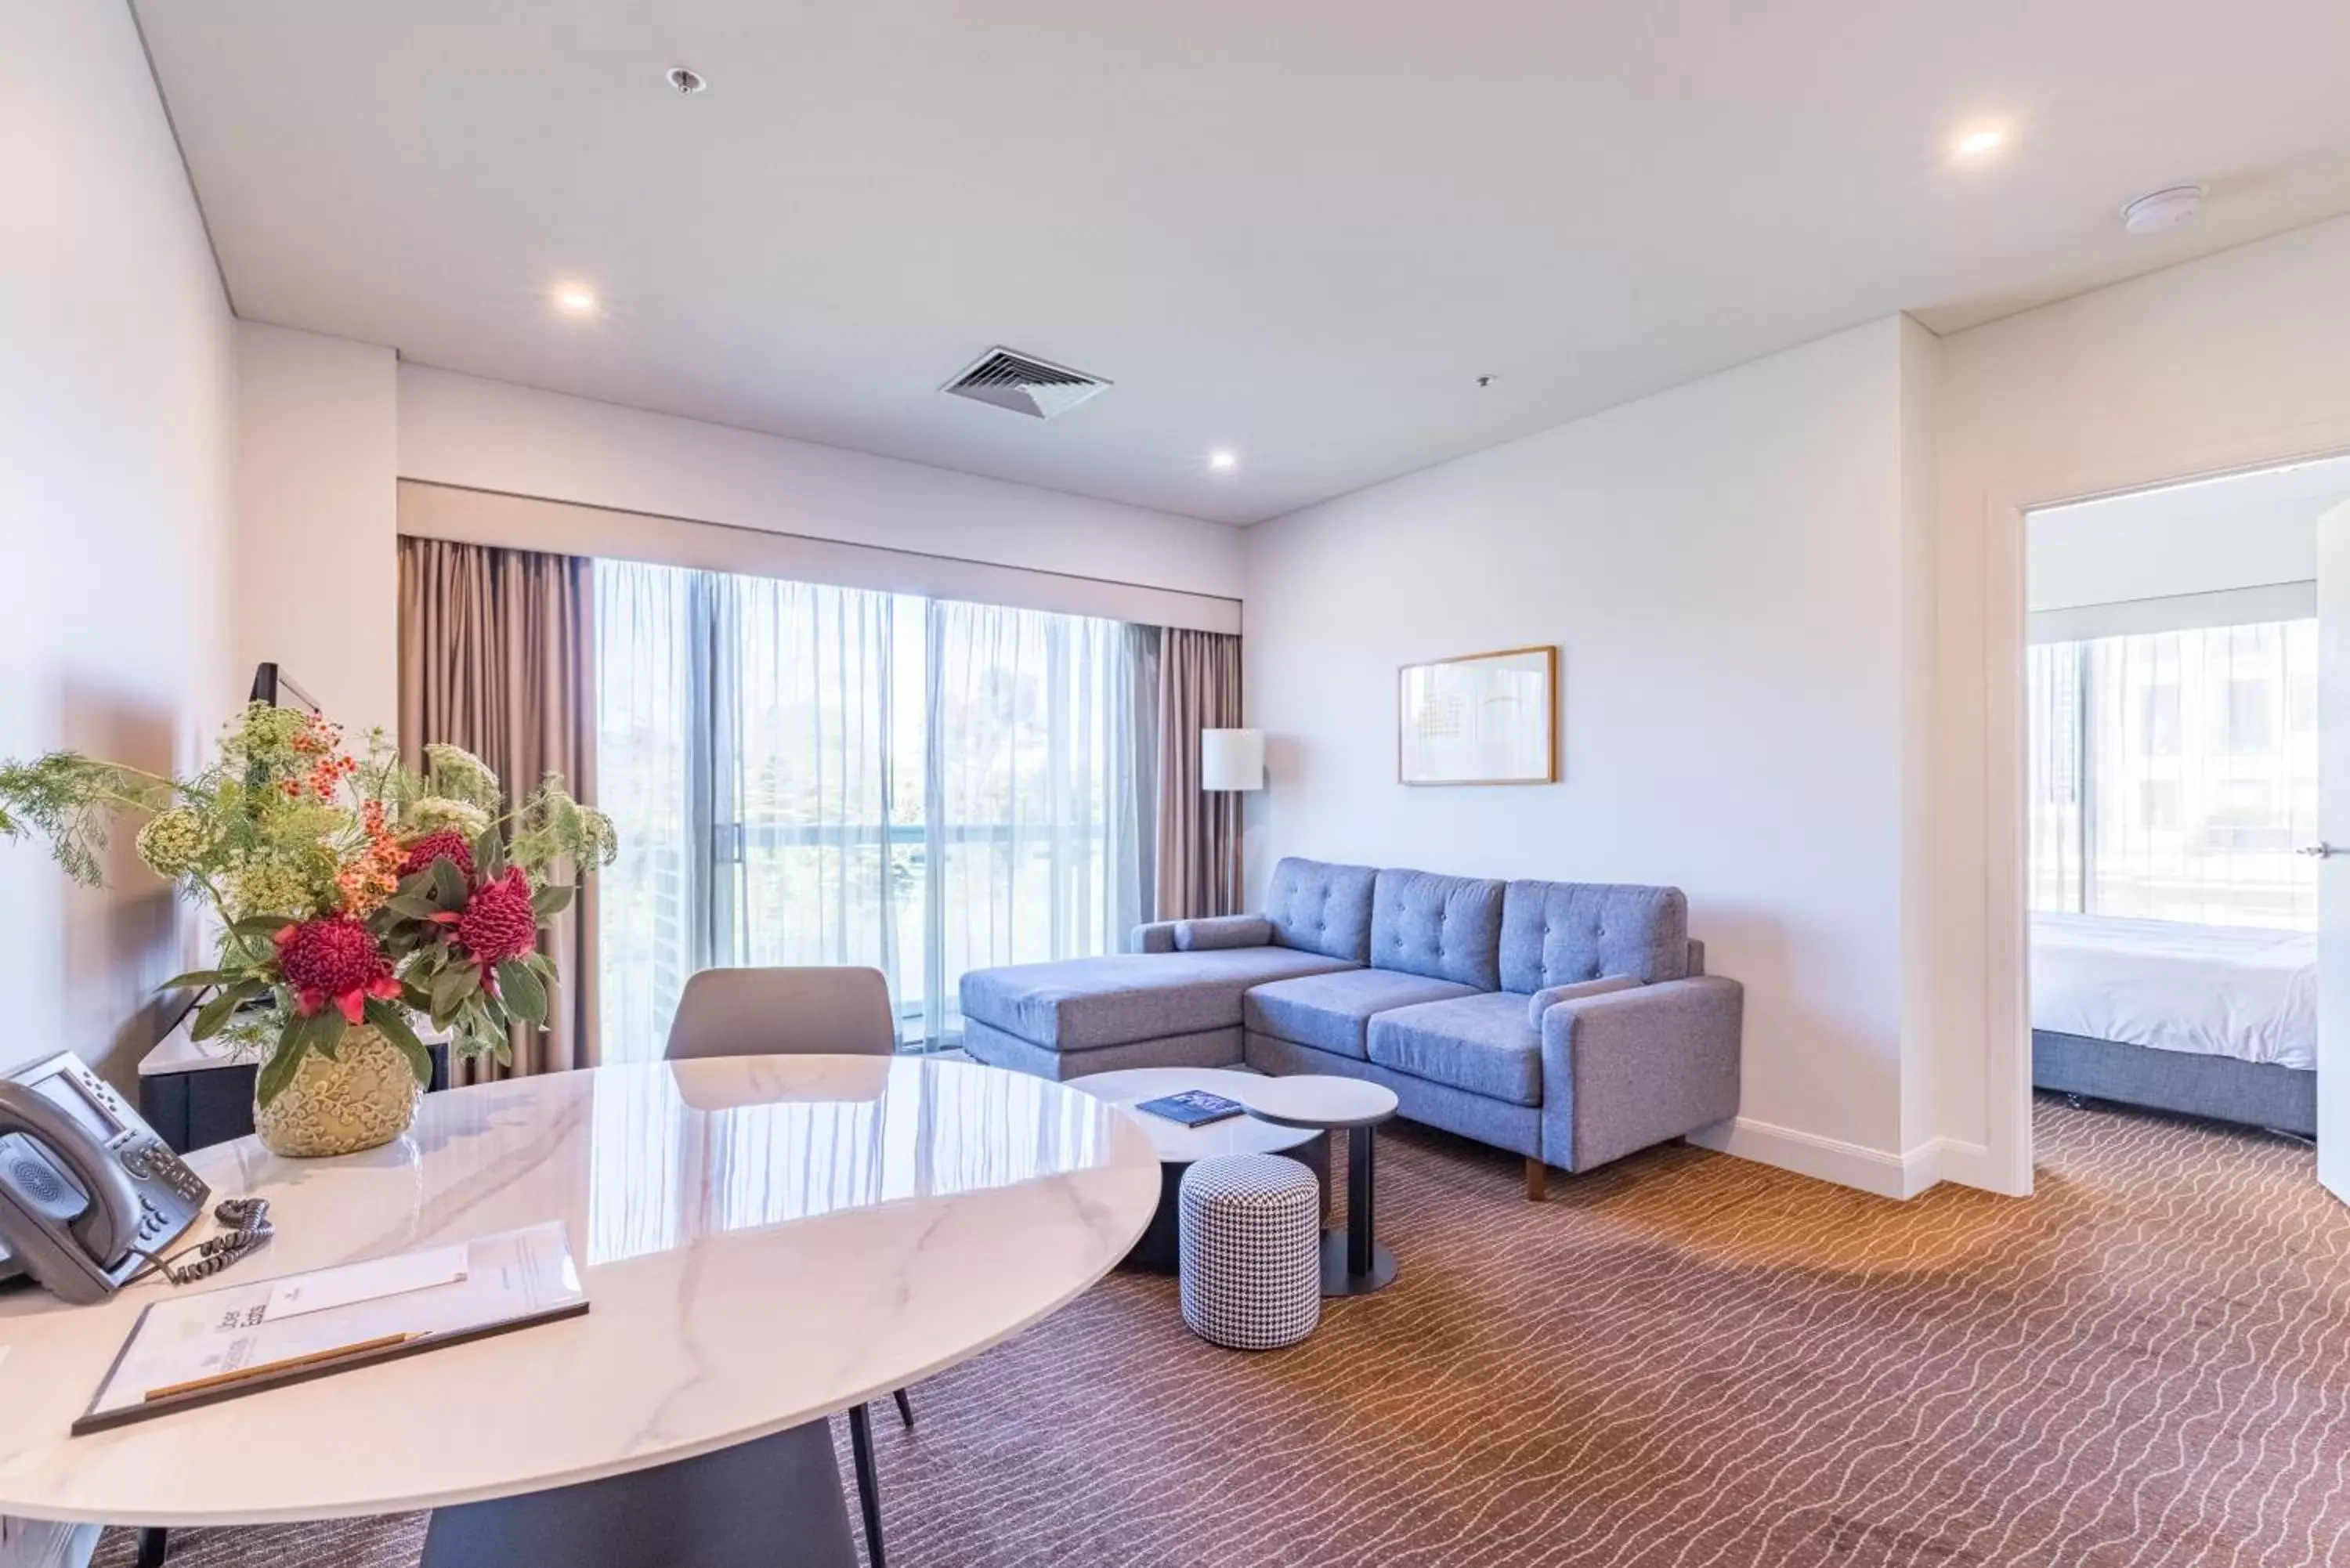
[2025,455,2350,1165]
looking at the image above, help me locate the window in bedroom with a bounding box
[592,558,1156,1064]
[2028,618,2317,930]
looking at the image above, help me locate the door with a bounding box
[2316,497,2350,1202]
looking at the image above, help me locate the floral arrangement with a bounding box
[0,704,614,1104]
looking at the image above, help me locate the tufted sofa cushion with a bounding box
[1264,857,1379,963]
[1499,881,1689,992]
[1369,869,1504,988]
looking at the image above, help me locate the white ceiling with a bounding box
[135,0,2350,526]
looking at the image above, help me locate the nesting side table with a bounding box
[1234,1075,1401,1296]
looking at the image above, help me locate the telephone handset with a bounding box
[0,1052,209,1305]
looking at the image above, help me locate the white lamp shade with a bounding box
[1201,728,1266,792]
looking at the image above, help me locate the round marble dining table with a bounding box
[0,1055,1160,1554]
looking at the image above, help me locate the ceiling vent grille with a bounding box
[942,348,1111,420]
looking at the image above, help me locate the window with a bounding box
[2029,618,2316,930]
[594,560,1156,1062]
[2220,677,2276,754]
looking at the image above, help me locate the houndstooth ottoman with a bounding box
[1177,1153,1322,1349]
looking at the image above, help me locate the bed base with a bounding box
[2033,1030,2316,1139]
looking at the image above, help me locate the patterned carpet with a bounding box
[94,1097,2350,1567]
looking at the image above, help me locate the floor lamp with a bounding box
[1201,728,1264,914]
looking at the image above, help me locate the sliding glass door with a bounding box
[593,559,1153,1061]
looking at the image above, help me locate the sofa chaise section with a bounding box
[957,858,1376,1078]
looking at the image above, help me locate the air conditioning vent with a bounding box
[942,348,1111,420]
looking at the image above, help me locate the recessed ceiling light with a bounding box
[1952,127,2007,160]
[666,67,707,95]
[553,286,598,316]
[1208,450,1238,472]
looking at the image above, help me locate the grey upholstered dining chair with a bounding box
[663,965,913,1568]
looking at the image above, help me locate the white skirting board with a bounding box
[1686,1118,2002,1200]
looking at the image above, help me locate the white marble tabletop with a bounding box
[0,1056,1159,1527]
[1234,1074,1401,1129]
[1067,1068,1324,1164]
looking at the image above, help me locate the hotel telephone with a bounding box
[0,1051,210,1305]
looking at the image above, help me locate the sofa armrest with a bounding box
[1538,976,1742,1173]
[1174,914,1274,951]
[1130,920,1180,955]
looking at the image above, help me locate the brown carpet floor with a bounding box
[94,1097,2350,1567]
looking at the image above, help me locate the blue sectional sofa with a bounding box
[959,857,1743,1195]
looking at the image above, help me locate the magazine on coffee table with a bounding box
[1135,1090,1248,1128]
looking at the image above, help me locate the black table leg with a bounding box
[135,1527,168,1568]
[418,1418,857,1568]
[1320,1122,1397,1296]
[848,1403,888,1568]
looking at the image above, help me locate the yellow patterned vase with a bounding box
[251,1026,423,1158]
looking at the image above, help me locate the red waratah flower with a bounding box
[273,916,402,1022]
[455,866,538,967]
[396,829,476,881]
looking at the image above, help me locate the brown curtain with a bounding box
[397,537,600,1080]
[1154,627,1244,918]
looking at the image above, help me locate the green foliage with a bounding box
[422,743,501,808]
[0,753,171,885]
[496,959,548,1027]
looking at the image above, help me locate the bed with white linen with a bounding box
[2031,912,2317,1134]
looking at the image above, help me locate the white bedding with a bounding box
[2030,912,2317,1071]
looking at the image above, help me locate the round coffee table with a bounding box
[1231,1075,1401,1297]
[1069,1067,1329,1272]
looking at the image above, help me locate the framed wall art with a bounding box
[1397,645,1558,786]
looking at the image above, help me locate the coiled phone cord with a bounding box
[129,1198,275,1285]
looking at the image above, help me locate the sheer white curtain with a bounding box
[595,561,700,1067]
[2026,642,2085,913]
[923,600,1139,1042]
[713,572,910,986]
[595,563,1154,1060]
[2028,619,2316,930]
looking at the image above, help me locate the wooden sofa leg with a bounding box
[1524,1158,1548,1202]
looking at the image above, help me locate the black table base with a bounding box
[418,1418,857,1568]
[1322,1122,1396,1296]
[1321,1231,1398,1295]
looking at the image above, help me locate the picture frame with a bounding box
[1397,645,1558,786]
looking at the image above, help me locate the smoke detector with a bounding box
[2120,185,2204,235]
[942,348,1111,420]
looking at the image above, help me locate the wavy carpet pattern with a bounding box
[95,1098,2350,1566]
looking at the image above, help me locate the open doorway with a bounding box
[2024,456,2350,1173]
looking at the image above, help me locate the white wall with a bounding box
[1935,213,2350,1193]
[2026,454,2349,614]
[396,364,1246,601]
[236,322,400,738]
[0,2,237,1089]
[1245,317,1937,1194]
